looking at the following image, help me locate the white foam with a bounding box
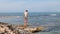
[50,14,56,16]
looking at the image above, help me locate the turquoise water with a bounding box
[0,12,60,34]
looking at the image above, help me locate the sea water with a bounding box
[0,12,60,34]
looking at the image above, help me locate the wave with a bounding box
[0,16,23,18]
[49,14,56,16]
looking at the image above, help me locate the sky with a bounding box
[0,0,60,12]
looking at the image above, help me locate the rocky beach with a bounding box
[0,22,32,34]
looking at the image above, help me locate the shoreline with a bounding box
[0,22,44,34]
[0,22,32,34]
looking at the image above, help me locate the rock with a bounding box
[0,22,32,34]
